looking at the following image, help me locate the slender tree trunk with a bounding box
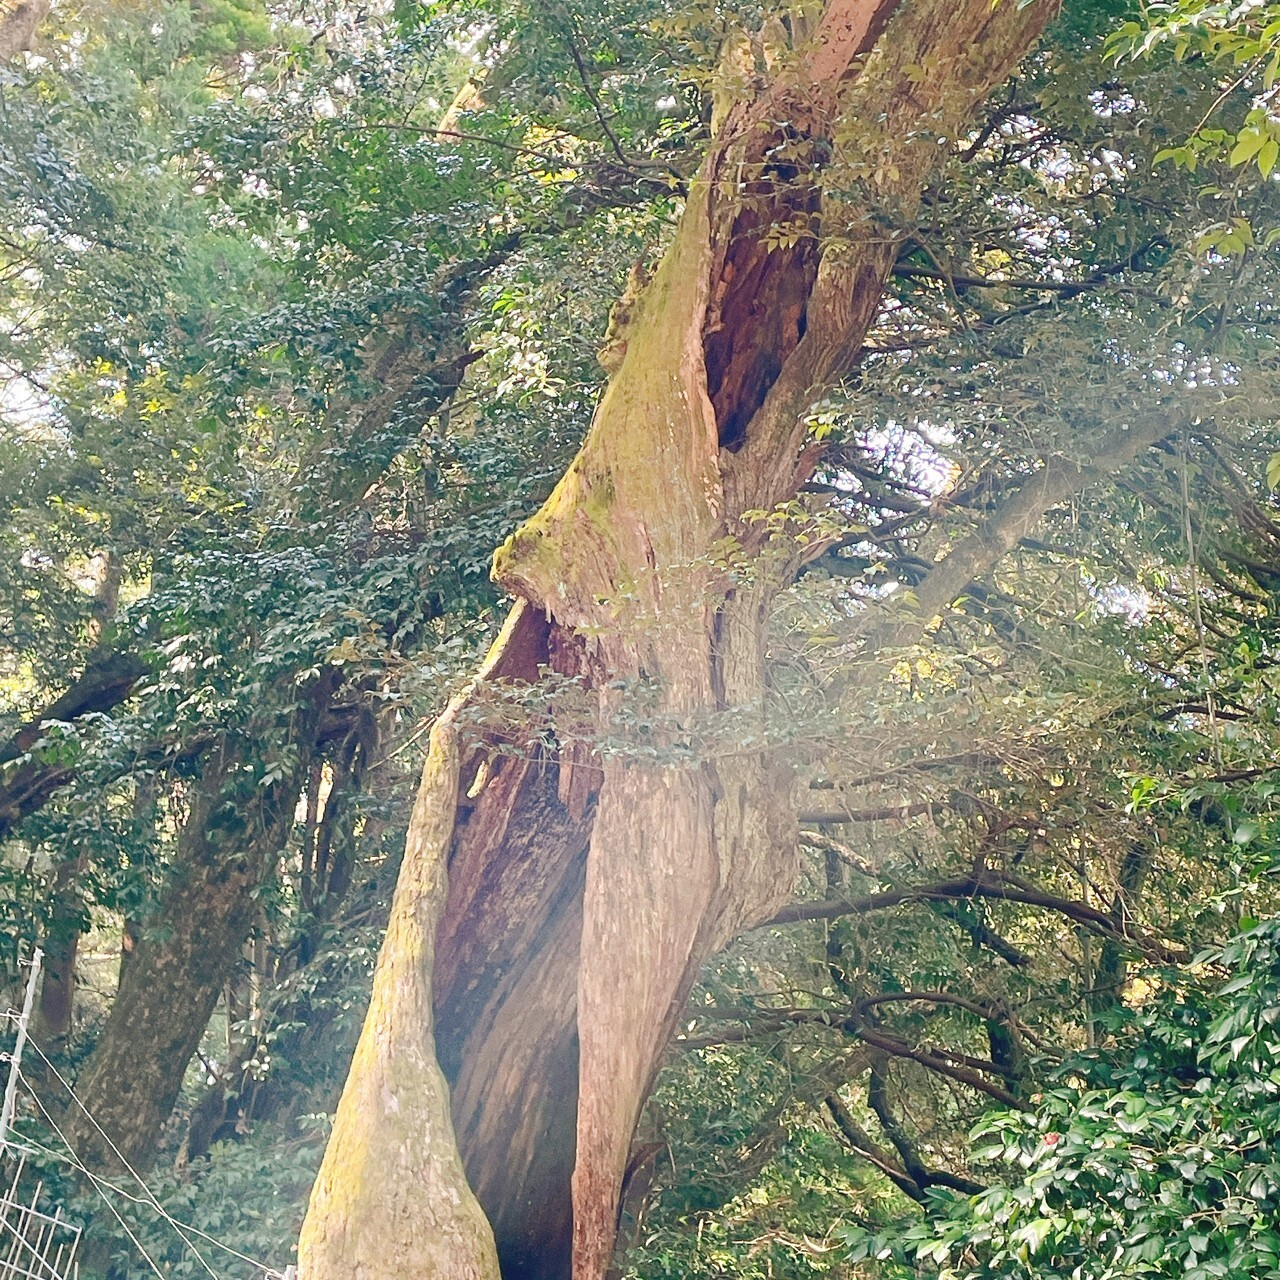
[36,551,125,1045]
[301,2,1056,1277]
[36,852,85,1045]
[180,718,380,1162]
[1095,842,1151,1020]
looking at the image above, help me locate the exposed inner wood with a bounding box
[703,156,819,450]
[436,609,597,1280]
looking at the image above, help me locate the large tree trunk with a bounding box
[0,0,49,61]
[300,1,1056,1277]
[63,676,335,1173]
[298,688,502,1279]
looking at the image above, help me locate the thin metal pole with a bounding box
[0,948,43,1151]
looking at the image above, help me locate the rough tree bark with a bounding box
[299,683,502,1279]
[0,0,49,61]
[300,1,1058,1277]
[36,850,85,1045]
[63,674,336,1172]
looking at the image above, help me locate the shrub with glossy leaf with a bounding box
[845,914,1280,1278]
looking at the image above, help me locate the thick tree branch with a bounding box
[866,412,1184,650]
[721,0,1058,514]
[805,751,1006,794]
[0,650,147,838]
[825,1094,925,1201]
[934,901,1032,968]
[0,665,376,839]
[892,238,1169,301]
[798,798,940,824]
[0,650,145,766]
[763,869,1185,963]
[678,1002,1022,1105]
[858,989,1009,1021]
[849,1026,1022,1106]
[866,1060,986,1193]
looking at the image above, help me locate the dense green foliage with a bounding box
[841,911,1280,1279]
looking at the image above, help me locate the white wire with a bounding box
[14,1084,172,1280]
[16,1050,223,1280]
[11,1117,219,1268]
[19,1035,286,1278]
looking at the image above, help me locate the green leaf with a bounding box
[1260,137,1279,178]
[1229,128,1267,167]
